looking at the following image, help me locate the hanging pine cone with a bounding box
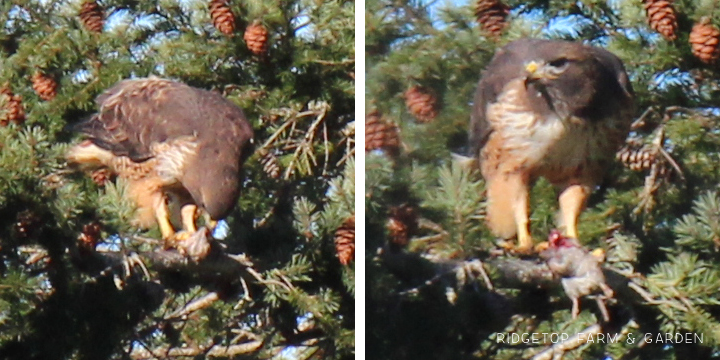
[404,86,438,123]
[91,168,112,186]
[690,18,720,64]
[643,0,678,40]
[0,86,25,126]
[616,144,657,172]
[208,0,236,35]
[260,150,281,179]
[79,1,104,33]
[79,222,102,251]
[31,72,58,101]
[365,110,400,155]
[244,21,269,56]
[474,0,509,37]
[387,205,418,248]
[334,215,355,266]
[14,210,40,239]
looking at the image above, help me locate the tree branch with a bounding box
[130,340,264,359]
[530,324,602,360]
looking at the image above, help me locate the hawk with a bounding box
[469,39,634,253]
[67,77,254,253]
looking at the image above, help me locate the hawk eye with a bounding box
[549,58,569,68]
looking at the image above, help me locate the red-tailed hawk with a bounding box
[67,77,254,254]
[469,39,634,253]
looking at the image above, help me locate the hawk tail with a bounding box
[485,178,518,239]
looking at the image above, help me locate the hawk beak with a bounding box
[525,61,540,75]
[525,61,556,81]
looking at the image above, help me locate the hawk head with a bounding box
[519,40,633,122]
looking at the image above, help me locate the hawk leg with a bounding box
[509,173,532,253]
[558,184,590,239]
[167,204,198,244]
[487,172,532,253]
[154,194,175,240]
[181,204,198,233]
[204,213,218,234]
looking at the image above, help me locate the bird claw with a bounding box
[174,227,213,261]
[163,230,192,249]
[534,241,550,253]
[497,240,535,255]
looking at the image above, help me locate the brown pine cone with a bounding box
[404,86,438,123]
[79,222,102,251]
[32,72,58,101]
[474,0,509,37]
[209,0,236,35]
[79,0,104,33]
[15,210,40,239]
[617,144,657,172]
[260,150,281,179]
[643,0,678,40]
[0,86,25,126]
[365,110,400,155]
[91,168,112,186]
[244,21,269,56]
[387,205,418,248]
[334,215,355,266]
[690,18,720,64]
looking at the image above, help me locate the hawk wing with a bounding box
[72,77,253,163]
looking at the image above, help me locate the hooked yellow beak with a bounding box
[525,61,557,80]
[525,61,540,74]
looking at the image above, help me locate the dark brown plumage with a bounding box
[67,77,254,254]
[469,39,634,252]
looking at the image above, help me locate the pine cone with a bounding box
[404,86,438,123]
[31,72,58,101]
[0,87,25,126]
[15,210,40,239]
[387,205,418,248]
[260,150,281,179]
[365,110,400,155]
[244,21,269,56]
[616,144,657,172]
[209,0,235,35]
[643,0,678,40]
[474,0,509,37]
[79,0,104,33]
[79,222,102,251]
[334,215,355,266]
[91,168,112,186]
[690,18,720,64]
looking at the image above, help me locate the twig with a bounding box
[130,340,264,359]
[627,282,688,311]
[311,59,355,66]
[167,292,220,320]
[283,106,328,179]
[530,324,602,360]
[631,107,655,130]
[463,259,494,291]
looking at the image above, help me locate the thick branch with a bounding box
[530,324,602,360]
[130,340,264,359]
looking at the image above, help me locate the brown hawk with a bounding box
[469,39,634,253]
[66,77,254,252]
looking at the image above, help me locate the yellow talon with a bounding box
[591,248,606,262]
[534,241,550,253]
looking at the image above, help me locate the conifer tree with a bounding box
[0,0,354,358]
[366,0,720,358]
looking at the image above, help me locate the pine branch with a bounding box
[130,339,264,359]
[530,323,602,360]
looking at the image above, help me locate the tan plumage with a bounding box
[469,39,634,252]
[67,77,254,254]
